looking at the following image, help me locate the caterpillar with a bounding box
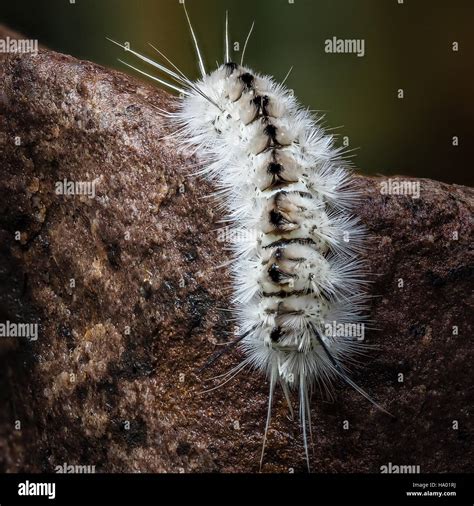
[108,1,391,471]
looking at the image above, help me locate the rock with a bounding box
[0,42,472,473]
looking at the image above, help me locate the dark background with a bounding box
[2,0,473,185]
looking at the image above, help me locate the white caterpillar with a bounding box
[109,2,390,471]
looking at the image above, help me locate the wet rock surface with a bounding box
[0,41,472,472]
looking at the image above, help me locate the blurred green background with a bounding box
[2,0,473,185]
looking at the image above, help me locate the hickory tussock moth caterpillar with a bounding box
[108,1,391,471]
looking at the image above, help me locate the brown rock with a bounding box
[0,45,472,473]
